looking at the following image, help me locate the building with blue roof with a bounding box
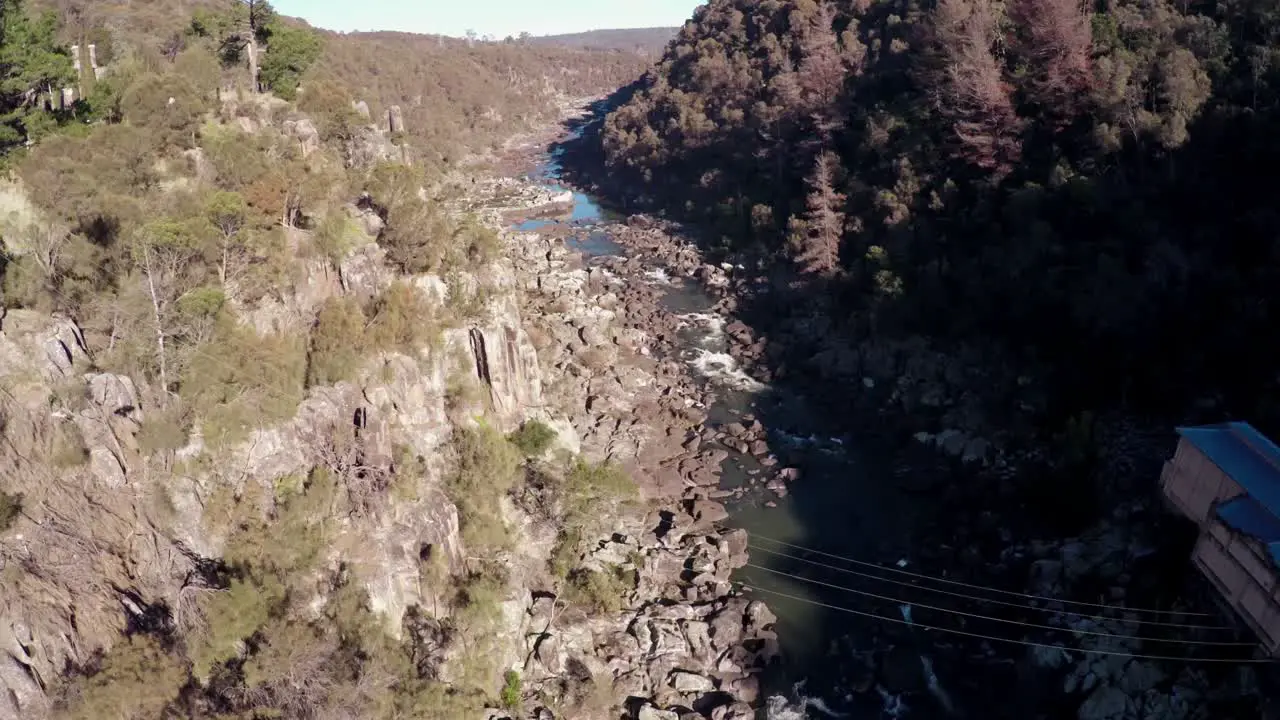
[1162,421,1280,654]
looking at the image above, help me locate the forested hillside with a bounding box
[596,0,1280,429]
[318,31,651,163]
[527,27,678,56]
[25,1,652,166]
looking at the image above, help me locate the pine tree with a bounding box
[932,0,1024,174]
[190,0,276,92]
[1009,0,1093,122]
[788,151,846,278]
[795,2,846,126]
[0,0,75,151]
[257,23,322,100]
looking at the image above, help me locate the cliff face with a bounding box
[0,171,769,719]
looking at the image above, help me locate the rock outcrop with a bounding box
[0,128,775,720]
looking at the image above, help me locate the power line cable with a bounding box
[735,527,1219,617]
[735,582,1274,664]
[746,543,1235,631]
[743,563,1255,646]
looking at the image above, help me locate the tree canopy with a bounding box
[591,0,1280,429]
[0,0,74,150]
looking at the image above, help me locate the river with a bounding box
[509,135,969,720]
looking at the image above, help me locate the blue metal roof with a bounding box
[1217,496,1280,566]
[1177,422,1280,518]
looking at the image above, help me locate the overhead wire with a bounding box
[734,526,1220,617]
[742,563,1255,646]
[746,543,1235,631]
[735,583,1274,664]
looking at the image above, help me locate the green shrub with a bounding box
[242,618,334,693]
[50,421,89,469]
[1,255,53,312]
[453,573,504,634]
[308,295,366,386]
[225,467,335,581]
[312,207,360,264]
[563,459,637,521]
[548,526,582,581]
[259,24,323,101]
[391,443,426,502]
[508,420,556,458]
[272,473,306,501]
[451,573,506,692]
[565,565,634,614]
[455,216,502,268]
[500,670,522,710]
[175,286,227,324]
[444,271,491,321]
[189,577,278,680]
[446,426,520,552]
[61,635,187,720]
[394,681,486,720]
[190,471,338,678]
[181,317,307,448]
[445,363,486,415]
[137,406,191,455]
[547,460,637,579]
[0,491,21,533]
[366,282,438,354]
[297,77,364,146]
[203,124,272,190]
[383,198,454,274]
[121,71,206,149]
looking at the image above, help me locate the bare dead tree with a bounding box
[297,413,390,516]
[3,216,73,280]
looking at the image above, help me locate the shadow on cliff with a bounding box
[547,94,1251,719]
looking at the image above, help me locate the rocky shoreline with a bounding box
[473,184,786,718]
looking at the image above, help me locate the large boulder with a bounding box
[0,310,89,379]
[636,705,680,720]
[0,652,47,720]
[668,670,715,693]
[1078,685,1132,720]
[339,243,393,302]
[283,117,320,156]
[86,373,140,417]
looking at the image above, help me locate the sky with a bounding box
[271,0,705,39]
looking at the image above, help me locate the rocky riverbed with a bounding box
[455,175,790,719]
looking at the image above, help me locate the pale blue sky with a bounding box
[273,0,704,39]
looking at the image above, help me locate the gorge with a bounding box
[1,0,1279,718]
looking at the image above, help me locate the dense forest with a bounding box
[596,0,1280,431]
[0,1,651,717]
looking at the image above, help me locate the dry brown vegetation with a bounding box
[315,30,650,165]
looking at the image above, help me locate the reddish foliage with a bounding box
[933,0,1024,174]
[1009,0,1094,122]
[790,151,846,278]
[795,3,847,123]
